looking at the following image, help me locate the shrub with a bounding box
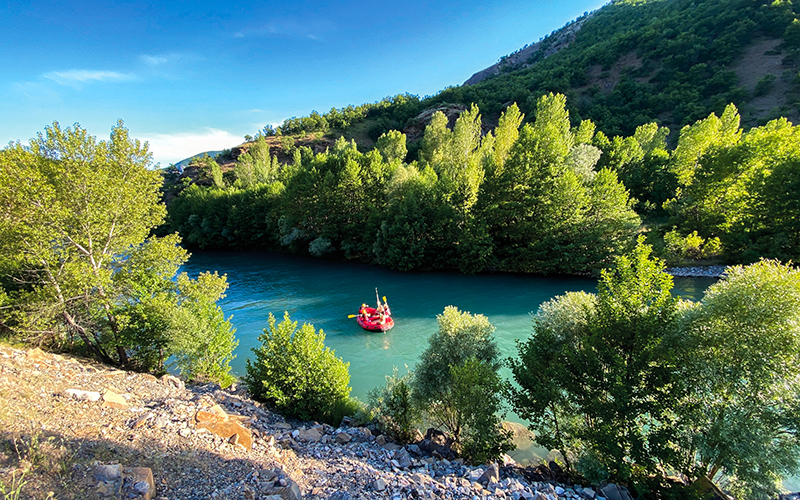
[244,312,352,424]
[368,367,421,443]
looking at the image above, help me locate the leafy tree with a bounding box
[376,130,408,163]
[449,357,515,464]
[368,367,421,443]
[244,312,353,423]
[680,260,800,499]
[510,239,682,482]
[0,121,238,385]
[0,121,165,364]
[414,306,501,442]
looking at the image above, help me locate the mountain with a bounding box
[433,0,800,137]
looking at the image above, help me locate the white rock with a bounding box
[64,389,101,402]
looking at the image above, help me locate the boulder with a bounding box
[335,432,352,445]
[301,427,323,442]
[160,374,184,390]
[374,478,387,492]
[478,463,500,485]
[65,388,101,402]
[600,483,634,500]
[393,448,412,469]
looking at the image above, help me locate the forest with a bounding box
[165,0,800,274]
[166,94,800,274]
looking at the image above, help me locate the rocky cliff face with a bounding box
[463,15,591,86]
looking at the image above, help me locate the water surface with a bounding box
[183,251,715,401]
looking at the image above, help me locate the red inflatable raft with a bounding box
[356,306,394,332]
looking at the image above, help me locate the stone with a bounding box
[65,388,101,402]
[599,483,634,500]
[335,432,352,444]
[194,408,253,449]
[101,389,129,409]
[394,448,412,468]
[273,422,293,430]
[478,463,500,485]
[280,477,302,500]
[26,347,48,362]
[374,478,387,492]
[327,491,352,500]
[121,467,156,500]
[131,413,153,429]
[301,427,323,442]
[581,488,596,499]
[160,374,184,390]
[94,464,122,482]
[555,485,566,495]
[375,434,386,446]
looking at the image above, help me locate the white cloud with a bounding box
[44,69,136,86]
[140,128,243,166]
[141,55,170,67]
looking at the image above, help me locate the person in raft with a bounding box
[360,304,370,321]
[382,298,391,317]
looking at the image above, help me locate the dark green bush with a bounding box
[244,312,353,424]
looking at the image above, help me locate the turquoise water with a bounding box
[183,250,716,402]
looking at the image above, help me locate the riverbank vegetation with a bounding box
[0,121,237,387]
[509,240,800,499]
[166,95,800,274]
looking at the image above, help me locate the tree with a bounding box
[681,260,800,499]
[368,367,422,443]
[0,121,165,364]
[510,239,682,483]
[414,306,502,444]
[0,121,238,386]
[244,312,353,424]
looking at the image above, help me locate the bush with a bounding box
[368,367,421,443]
[244,312,353,424]
[414,306,514,463]
[449,358,514,464]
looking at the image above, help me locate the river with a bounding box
[183,250,715,401]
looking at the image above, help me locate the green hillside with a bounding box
[258,0,800,143]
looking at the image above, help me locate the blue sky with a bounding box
[1,0,605,166]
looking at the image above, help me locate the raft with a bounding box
[356,306,394,332]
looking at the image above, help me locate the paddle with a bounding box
[347,314,357,318]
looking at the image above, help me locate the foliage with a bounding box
[414,306,506,453]
[449,358,515,464]
[0,121,237,386]
[510,239,682,482]
[244,312,353,424]
[368,367,421,443]
[680,260,800,499]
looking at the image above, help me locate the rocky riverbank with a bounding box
[666,265,727,278]
[0,345,679,500]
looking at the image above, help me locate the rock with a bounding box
[273,422,292,430]
[691,476,731,500]
[131,412,153,429]
[394,448,413,468]
[478,463,500,485]
[327,491,352,500]
[375,434,386,446]
[280,477,302,500]
[101,389,129,409]
[340,416,354,427]
[26,347,48,362]
[65,388,101,402]
[335,432,352,444]
[301,427,323,442]
[600,483,634,500]
[374,478,387,492]
[94,464,122,482]
[555,485,566,495]
[194,408,253,449]
[160,374,184,390]
[122,467,156,500]
[581,488,596,499]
